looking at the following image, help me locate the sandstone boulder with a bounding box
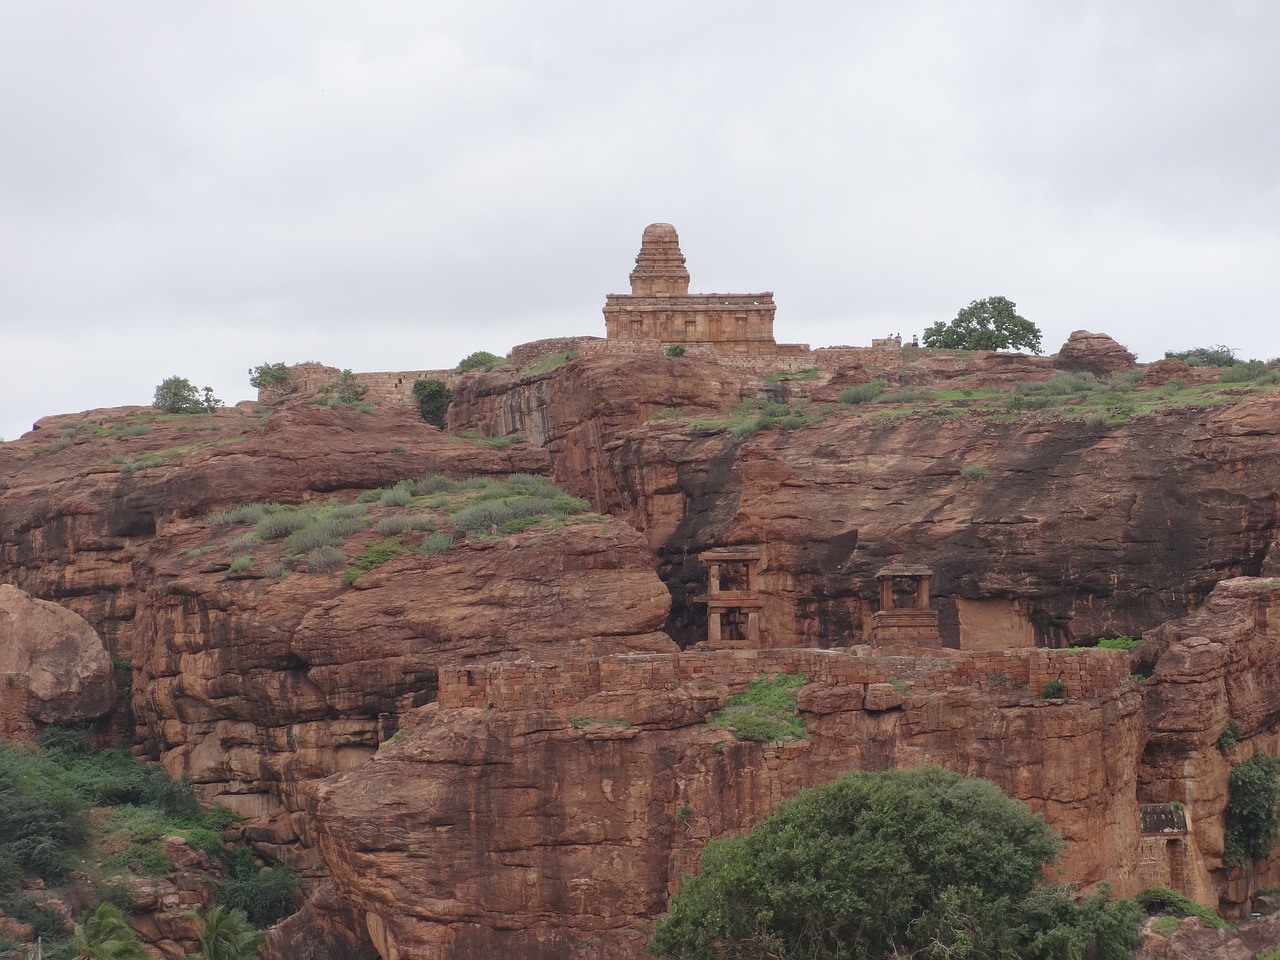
[1053,330,1137,374]
[0,583,115,722]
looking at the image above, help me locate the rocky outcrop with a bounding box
[1054,329,1138,375]
[0,583,115,722]
[132,516,675,835]
[1134,912,1280,960]
[309,647,1145,959]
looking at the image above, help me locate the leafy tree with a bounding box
[201,386,223,414]
[1224,754,1280,866]
[153,376,205,414]
[317,369,368,406]
[249,362,296,396]
[412,378,452,428]
[922,296,1043,353]
[650,766,1141,960]
[455,351,504,373]
[71,903,150,960]
[197,905,263,960]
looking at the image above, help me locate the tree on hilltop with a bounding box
[153,375,217,414]
[650,766,1142,960]
[923,296,1043,353]
[249,361,297,396]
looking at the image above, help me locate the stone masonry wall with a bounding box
[438,647,1132,712]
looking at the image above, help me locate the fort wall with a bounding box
[438,646,1132,712]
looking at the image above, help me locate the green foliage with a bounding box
[283,516,363,553]
[1165,345,1238,367]
[1219,719,1245,750]
[1097,636,1139,651]
[420,531,452,555]
[456,350,505,373]
[837,380,886,404]
[1040,679,1067,699]
[448,478,590,536]
[923,296,1043,353]
[215,847,301,927]
[707,672,807,743]
[877,385,933,404]
[153,376,206,414]
[227,555,252,573]
[412,378,452,427]
[1219,360,1280,384]
[1134,886,1224,928]
[960,464,991,480]
[306,546,346,573]
[378,481,416,508]
[207,504,269,526]
[201,386,223,414]
[651,766,1140,960]
[197,905,264,960]
[316,369,368,406]
[1224,754,1280,866]
[255,509,311,540]
[665,344,686,358]
[248,362,294,394]
[342,538,410,582]
[72,902,151,960]
[375,514,434,536]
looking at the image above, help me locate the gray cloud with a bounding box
[3,0,1278,440]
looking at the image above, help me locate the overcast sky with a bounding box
[3,1,1278,441]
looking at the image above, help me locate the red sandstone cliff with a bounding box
[3,346,1280,958]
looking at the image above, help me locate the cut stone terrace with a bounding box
[439,647,1133,712]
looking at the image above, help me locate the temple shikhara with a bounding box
[603,223,780,356]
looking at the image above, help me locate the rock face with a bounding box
[0,582,115,722]
[1053,329,1138,374]
[309,646,1146,959]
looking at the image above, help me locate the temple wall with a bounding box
[438,647,1132,712]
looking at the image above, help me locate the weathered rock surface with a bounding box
[0,582,115,722]
[309,654,1145,959]
[1053,329,1138,374]
[1134,912,1280,960]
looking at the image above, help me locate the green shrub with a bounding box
[412,378,452,427]
[665,344,686,358]
[227,534,257,555]
[248,362,294,394]
[306,546,346,573]
[375,514,433,536]
[838,380,886,404]
[414,474,456,495]
[1224,754,1280,866]
[1165,345,1238,367]
[1220,360,1271,383]
[316,369,368,406]
[961,464,991,479]
[215,847,301,927]
[208,504,269,526]
[650,766,1140,960]
[1134,887,1224,928]
[228,555,253,573]
[708,672,807,743]
[1097,636,1139,651]
[1040,679,1067,699]
[378,483,415,508]
[104,842,173,877]
[153,376,205,414]
[420,532,452,555]
[255,510,310,539]
[283,516,363,553]
[263,560,289,578]
[456,351,505,373]
[1219,719,1245,750]
[343,538,410,582]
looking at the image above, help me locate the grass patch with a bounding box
[1134,887,1224,928]
[526,351,578,374]
[227,555,253,573]
[306,546,345,573]
[420,531,453,555]
[838,380,886,405]
[342,538,411,583]
[708,672,807,743]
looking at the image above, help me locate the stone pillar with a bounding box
[879,577,895,610]
[708,563,721,595]
[916,575,931,609]
[708,611,721,644]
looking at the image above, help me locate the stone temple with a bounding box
[603,223,779,356]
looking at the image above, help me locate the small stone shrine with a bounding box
[603,223,779,356]
[867,563,941,650]
[698,546,764,648]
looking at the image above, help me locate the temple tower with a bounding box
[603,223,778,356]
[628,223,690,296]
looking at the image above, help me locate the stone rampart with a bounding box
[510,337,603,369]
[438,647,1132,712]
